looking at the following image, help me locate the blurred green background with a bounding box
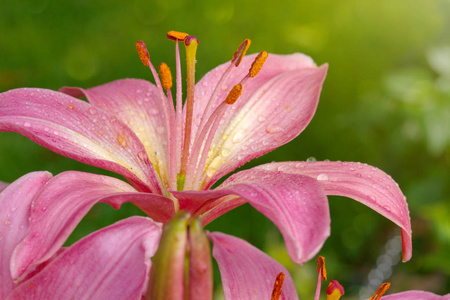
[1,0,449,298]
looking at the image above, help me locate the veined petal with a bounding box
[192,53,327,189]
[256,161,412,262]
[0,172,52,298]
[208,232,298,300]
[61,79,170,187]
[11,171,173,282]
[7,217,162,300]
[0,88,161,193]
[173,168,330,265]
[379,291,450,299]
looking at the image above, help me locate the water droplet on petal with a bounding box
[117,134,127,147]
[317,173,328,181]
[221,148,231,157]
[383,205,391,212]
[202,81,208,87]
[150,109,158,115]
[257,115,266,122]
[41,207,47,212]
[24,122,31,128]
[156,126,165,134]
[232,131,244,143]
[266,125,283,134]
[306,157,317,162]
[89,107,97,115]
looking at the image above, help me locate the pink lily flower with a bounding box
[0,31,412,275]
[0,172,163,299]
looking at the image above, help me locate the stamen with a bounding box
[314,256,327,300]
[249,51,269,78]
[179,36,199,182]
[135,41,150,66]
[159,63,173,90]
[232,39,251,67]
[166,30,189,41]
[369,282,390,300]
[326,280,345,300]
[271,272,285,300]
[317,256,327,281]
[224,84,243,105]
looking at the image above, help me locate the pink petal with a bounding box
[192,53,327,189]
[173,168,330,265]
[11,171,173,281]
[256,161,412,262]
[380,291,450,299]
[0,88,161,193]
[0,172,52,298]
[61,79,170,188]
[7,217,162,300]
[208,232,298,300]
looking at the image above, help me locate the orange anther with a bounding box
[232,39,251,67]
[224,84,243,105]
[136,41,150,67]
[249,51,268,78]
[316,256,327,281]
[159,62,173,90]
[167,31,189,41]
[271,272,285,300]
[369,282,391,300]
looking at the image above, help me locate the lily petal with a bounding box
[192,53,327,189]
[380,291,450,299]
[61,79,170,188]
[0,88,161,193]
[256,161,412,262]
[11,171,173,281]
[7,217,162,300]
[0,172,52,298]
[173,168,330,265]
[208,232,298,300]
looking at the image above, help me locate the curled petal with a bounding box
[7,217,162,300]
[0,172,52,298]
[0,88,161,193]
[380,291,450,299]
[208,232,298,300]
[61,79,170,189]
[192,53,327,189]
[11,171,174,281]
[256,161,412,262]
[173,168,330,265]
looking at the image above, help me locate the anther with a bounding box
[316,256,327,281]
[369,282,390,300]
[326,280,345,300]
[166,31,189,41]
[271,272,285,300]
[159,62,173,90]
[224,84,243,105]
[135,41,150,67]
[232,39,251,67]
[249,51,269,78]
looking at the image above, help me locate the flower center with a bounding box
[136,31,268,197]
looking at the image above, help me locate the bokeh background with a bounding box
[1,0,449,298]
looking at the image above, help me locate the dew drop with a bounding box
[383,205,391,212]
[221,85,228,91]
[265,125,282,134]
[257,115,266,122]
[41,207,48,212]
[202,81,208,87]
[317,173,328,181]
[150,109,159,115]
[295,162,305,168]
[156,126,165,134]
[306,157,317,162]
[24,122,31,128]
[110,117,117,123]
[221,148,231,157]
[232,131,244,143]
[89,107,97,115]
[11,207,17,212]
